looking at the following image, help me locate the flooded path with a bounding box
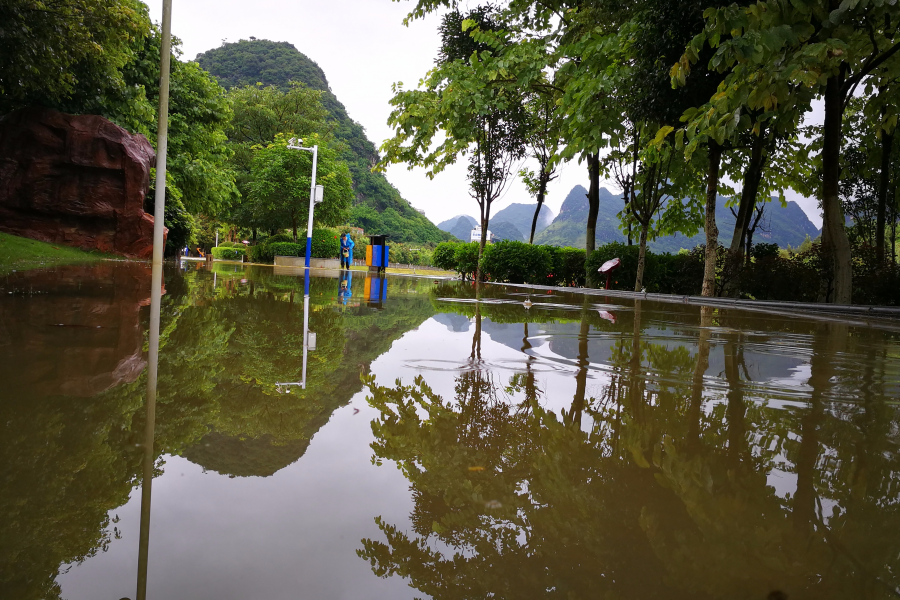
[2,261,899,599]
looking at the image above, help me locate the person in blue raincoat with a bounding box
[340,233,355,269]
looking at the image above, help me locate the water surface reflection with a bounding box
[0,263,898,599]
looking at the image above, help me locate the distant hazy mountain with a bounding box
[491,203,555,240]
[437,215,479,241]
[438,214,478,231]
[536,185,820,252]
[491,221,526,242]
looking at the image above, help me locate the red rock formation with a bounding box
[0,107,164,258]
[0,262,158,397]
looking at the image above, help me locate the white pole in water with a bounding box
[287,138,319,269]
[138,1,172,598]
[305,145,318,269]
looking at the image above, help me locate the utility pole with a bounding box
[287,138,324,269]
[137,1,172,599]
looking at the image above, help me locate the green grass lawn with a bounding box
[0,232,117,275]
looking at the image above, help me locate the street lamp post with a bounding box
[287,138,323,270]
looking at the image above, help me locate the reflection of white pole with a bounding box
[138,1,172,599]
[301,293,310,389]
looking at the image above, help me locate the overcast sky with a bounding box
[147,0,823,228]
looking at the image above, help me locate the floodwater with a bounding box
[2,261,900,600]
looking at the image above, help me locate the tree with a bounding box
[0,0,150,116]
[129,29,238,252]
[224,82,331,233]
[380,8,528,280]
[674,0,900,303]
[248,133,353,240]
[520,93,563,243]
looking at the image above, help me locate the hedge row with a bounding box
[433,240,587,286]
[248,229,341,263]
[210,246,247,260]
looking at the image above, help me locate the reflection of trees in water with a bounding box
[0,266,437,599]
[361,307,900,600]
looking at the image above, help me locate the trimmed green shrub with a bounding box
[267,233,293,244]
[211,246,247,260]
[482,240,553,284]
[433,242,458,271]
[454,242,481,280]
[250,243,276,263]
[268,242,305,257]
[311,228,340,258]
[586,242,704,294]
[548,246,586,287]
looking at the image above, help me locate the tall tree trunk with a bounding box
[586,153,600,256]
[529,174,548,244]
[475,201,491,282]
[291,215,298,242]
[891,186,898,266]
[634,222,649,292]
[702,142,722,297]
[471,289,483,361]
[730,136,766,255]
[822,77,853,304]
[877,130,893,264]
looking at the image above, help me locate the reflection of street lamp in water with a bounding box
[276,270,315,393]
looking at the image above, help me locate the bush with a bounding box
[249,243,276,263]
[586,242,642,289]
[267,242,305,258]
[217,241,242,248]
[548,247,586,287]
[482,240,553,284]
[454,242,481,280]
[311,228,340,258]
[249,229,341,264]
[586,242,703,294]
[211,246,247,260]
[433,242,458,271]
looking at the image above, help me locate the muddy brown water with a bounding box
[2,261,899,600]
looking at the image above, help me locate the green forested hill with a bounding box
[195,39,452,243]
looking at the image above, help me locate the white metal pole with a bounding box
[215,231,218,248]
[138,1,172,599]
[304,145,318,269]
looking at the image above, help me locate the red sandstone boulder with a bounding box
[0,107,165,258]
